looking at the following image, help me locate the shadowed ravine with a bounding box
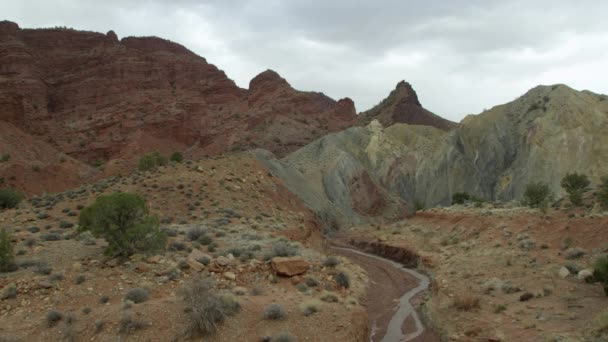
[331,246,438,342]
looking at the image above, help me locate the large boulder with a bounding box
[271,257,310,277]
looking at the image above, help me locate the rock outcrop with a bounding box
[0,21,357,194]
[258,84,608,228]
[271,257,310,276]
[358,81,455,130]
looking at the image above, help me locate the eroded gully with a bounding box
[330,245,439,342]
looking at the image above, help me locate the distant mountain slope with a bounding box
[358,81,455,130]
[259,84,608,227]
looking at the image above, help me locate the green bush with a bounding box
[263,304,287,320]
[561,173,590,206]
[0,188,22,209]
[138,151,168,171]
[0,153,9,163]
[170,152,183,163]
[593,256,608,296]
[452,192,470,205]
[598,177,608,209]
[124,288,150,303]
[0,229,16,272]
[522,182,552,208]
[334,272,350,289]
[78,193,166,257]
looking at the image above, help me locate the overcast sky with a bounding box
[3,0,608,121]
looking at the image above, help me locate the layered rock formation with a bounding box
[358,81,455,130]
[0,21,357,193]
[259,84,608,227]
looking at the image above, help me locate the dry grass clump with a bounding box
[452,295,480,312]
[179,277,240,336]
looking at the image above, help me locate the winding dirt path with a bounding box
[331,246,439,342]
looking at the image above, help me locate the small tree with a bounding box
[593,256,608,296]
[0,188,22,209]
[0,228,15,272]
[522,182,552,208]
[78,193,166,257]
[170,152,183,163]
[138,151,168,172]
[598,176,608,209]
[561,173,590,206]
[452,192,470,205]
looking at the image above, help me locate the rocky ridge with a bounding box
[0,21,357,193]
[258,84,608,227]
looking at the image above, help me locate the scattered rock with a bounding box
[215,256,232,267]
[232,287,247,295]
[37,281,53,289]
[558,266,570,278]
[187,259,205,272]
[577,269,593,281]
[565,247,586,260]
[519,292,534,302]
[223,272,236,281]
[147,255,162,264]
[271,257,310,277]
[519,238,536,251]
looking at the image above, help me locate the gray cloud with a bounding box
[3,0,608,121]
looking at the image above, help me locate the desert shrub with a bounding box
[299,299,321,316]
[168,241,187,251]
[598,177,608,208]
[305,277,320,287]
[49,272,64,282]
[264,304,287,320]
[179,277,240,336]
[75,274,86,284]
[494,304,507,314]
[40,232,61,241]
[0,229,16,272]
[1,283,17,300]
[187,227,206,241]
[0,153,9,162]
[323,256,340,268]
[296,283,308,293]
[320,292,338,303]
[138,151,167,171]
[46,310,63,327]
[593,256,608,296]
[265,241,299,260]
[452,192,470,205]
[78,193,166,257]
[124,288,149,303]
[59,221,74,229]
[272,332,296,342]
[199,235,213,245]
[170,152,184,163]
[118,311,147,334]
[0,188,22,209]
[452,295,481,311]
[522,182,552,208]
[334,272,350,289]
[561,173,590,206]
[35,262,52,275]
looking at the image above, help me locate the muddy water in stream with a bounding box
[331,246,440,342]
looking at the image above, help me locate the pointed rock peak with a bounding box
[249,69,291,92]
[106,30,118,42]
[392,80,421,106]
